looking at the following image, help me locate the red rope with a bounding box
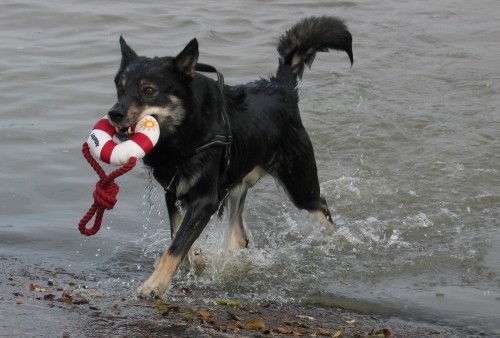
[78,142,137,236]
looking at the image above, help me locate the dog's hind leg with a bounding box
[279,167,335,234]
[275,136,334,233]
[226,166,268,251]
[227,185,249,251]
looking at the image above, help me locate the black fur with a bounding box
[107,16,352,297]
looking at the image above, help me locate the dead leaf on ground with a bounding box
[29,283,47,292]
[198,308,212,318]
[43,294,56,301]
[245,318,266,330]
[88,291,104,298]
[216,298,242,308]
[315,327,332,336]
[275,326,292,334]
[59,292,88,305]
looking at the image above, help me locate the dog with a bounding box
[107,16,353,298]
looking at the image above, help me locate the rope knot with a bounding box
[93,179,119,210]
[78,142,137,236]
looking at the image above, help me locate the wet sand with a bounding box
[1,256,484,337]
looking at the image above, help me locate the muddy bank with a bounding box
[0,256,484,337]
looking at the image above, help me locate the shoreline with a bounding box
[0,256,486,337]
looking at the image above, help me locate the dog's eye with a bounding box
[142,86,158,97]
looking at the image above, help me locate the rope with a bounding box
[78,142,137,236]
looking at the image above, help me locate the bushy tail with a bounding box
[276,16,353,84]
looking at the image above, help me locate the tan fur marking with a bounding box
[137,253,182,298]
[243,166,267,185]
[176,172,201,197]
[170,211,183,237]
[226,166,268,251]
[311,210,335,235]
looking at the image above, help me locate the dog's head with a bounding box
[108,37,199,139]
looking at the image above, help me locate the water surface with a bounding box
[1,0,499,334]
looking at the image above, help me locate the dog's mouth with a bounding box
[114,126,133,142]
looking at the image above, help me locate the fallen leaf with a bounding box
[155,299,170,312]
[275,326,292,334]
[180,312,194,322]
[333,330,342,338]
[43,294,56,301]
[29,283,47,292]
[88,291,104,298]
[198,308,212,318]
[344,319,356,325]
[216,298,241,308]
[297,314,315,321]
[226,322,239,332]
[245,318,266,330]
[315,327,331,336]
[72,294,89,305]
[61,292,73,304]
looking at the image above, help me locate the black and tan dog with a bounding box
[107,16,353,298]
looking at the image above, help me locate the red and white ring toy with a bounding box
[87,115,160,165]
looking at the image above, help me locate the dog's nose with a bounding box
[108,105,125,122]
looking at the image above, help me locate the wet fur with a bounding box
[106,16,353,298]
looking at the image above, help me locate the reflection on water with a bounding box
[1,0,499,334]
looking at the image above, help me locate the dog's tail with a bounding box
[276,16,353,84]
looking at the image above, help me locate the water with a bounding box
[1,0,499,334]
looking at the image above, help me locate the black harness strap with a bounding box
[166,64,232,194]
[194,63,232,170]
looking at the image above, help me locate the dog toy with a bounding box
[78,115,160,236]
[87,115,160,165]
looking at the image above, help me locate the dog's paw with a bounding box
[137,278,168,299]
[323,222,336,236]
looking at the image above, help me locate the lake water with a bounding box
[1,0,499,334]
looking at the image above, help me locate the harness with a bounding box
[166,63,232,192]
[194,63,232,168]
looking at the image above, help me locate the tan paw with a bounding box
[137,277,168,299]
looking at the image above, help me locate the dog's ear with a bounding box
[119,36,138,69]
[174,38,199,78]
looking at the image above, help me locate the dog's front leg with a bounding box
[137,195,218,299]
